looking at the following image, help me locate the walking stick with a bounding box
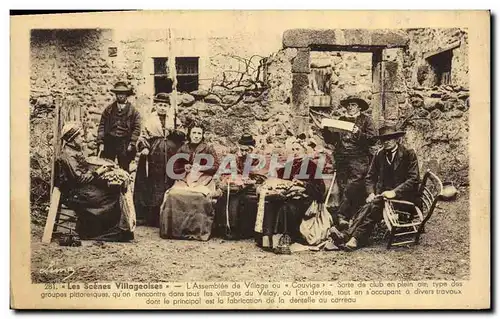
[323,171,337,214]
[225,180,231,237]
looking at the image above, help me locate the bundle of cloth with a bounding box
[253,138,329,253]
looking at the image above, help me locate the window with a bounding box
[176,57,199,92]
[153,57,173,95]
[152,57,199,95]
[426,49,453,86]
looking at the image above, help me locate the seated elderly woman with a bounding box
[215,133,263,240]
[55,122,135,242]
[255,139,326,253]
[159,122,220,241]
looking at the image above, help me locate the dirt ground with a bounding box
[31,188,469,283]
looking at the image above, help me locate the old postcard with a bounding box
[10,10,490,309]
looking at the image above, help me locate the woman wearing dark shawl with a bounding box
[133,112,185,227]
[159,122,220,241]
[55,122,134,241]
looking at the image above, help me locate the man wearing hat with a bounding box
[324,96,377,227]
[236,133,257,168]
[97,82,142,172]
[338,125,421,251]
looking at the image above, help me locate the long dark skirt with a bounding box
[214,185,258,239]
[256,198,311,248]
[133,138,171,227]
[159,183,216,241]
[65,184,132,241]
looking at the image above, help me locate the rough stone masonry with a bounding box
[281,28,469,185]
[29,27,469,210]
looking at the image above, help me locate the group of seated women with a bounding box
[56,113,338,253]
[144,114,336,253]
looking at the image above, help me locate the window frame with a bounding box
[152,56,200,94]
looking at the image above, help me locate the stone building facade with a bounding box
[30,28,272,153]
[403,28,469,185]
[279,28,469,184]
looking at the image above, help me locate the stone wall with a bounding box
[30,27,471,208]
[401,28,469,185]
[310,51,373,107]
[176,48,306,157]
[30,29,274,150]
[404,28,469,88]
[280,27,469,184]
[30,29,145,155]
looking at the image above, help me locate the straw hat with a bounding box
[61,121,82,143]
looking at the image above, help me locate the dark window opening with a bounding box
[154,57,169,75]
[154,77,173,95]
[153,57,172,95]
[153,57,199,95]
[426,49,452,86]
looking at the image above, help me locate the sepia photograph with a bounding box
[29,25,470,282]
[10,10,490,309]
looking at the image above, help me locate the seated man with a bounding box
[338,125,420,251]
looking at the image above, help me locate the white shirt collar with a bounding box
[386,145,398,163]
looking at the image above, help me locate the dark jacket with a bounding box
[97,101,141,146]
[365,144,420,203]
[55,145,120,217]
[324,113,377,158]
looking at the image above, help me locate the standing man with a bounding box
[341,125,421,250]
[97,81,142,172]
[325,96,377,228]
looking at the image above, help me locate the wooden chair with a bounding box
[42,187,78,244]
[382,169,444,249]
[42,99,82,244]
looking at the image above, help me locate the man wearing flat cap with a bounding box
[97,82,142,172]
[336,125,421,251]
[324,96,377,228]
